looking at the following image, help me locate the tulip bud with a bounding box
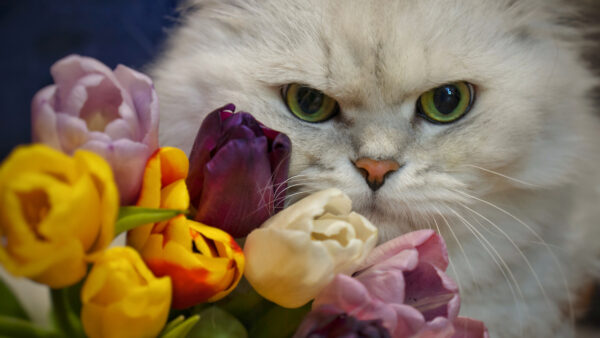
[31,55,159,204]
[187,104,291,238]
[244,188,377,308]
[0,145,117,288]
[81,247,171,338]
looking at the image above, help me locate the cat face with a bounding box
[153,0,596,240]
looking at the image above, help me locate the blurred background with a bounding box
[0,0,179,160]
[0,0,598,335]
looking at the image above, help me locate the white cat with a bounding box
[151,0,600,336]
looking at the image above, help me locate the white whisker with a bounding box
[442,203,525,337]
[455,189,575,329]
[463,164,539,188]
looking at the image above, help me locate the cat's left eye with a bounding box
[282,84,339,123]
[416,82,475,124]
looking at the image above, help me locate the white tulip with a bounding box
[243,188,378,308]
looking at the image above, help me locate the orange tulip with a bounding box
[127,147,244,309]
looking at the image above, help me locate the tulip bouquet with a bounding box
[0,55,488,338]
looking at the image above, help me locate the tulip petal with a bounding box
[313,274,399,334]
[403,262,459,322]
[390,304,426,337]
[245,227,335,308]
[451,317,489,338]
[195,137,273,237]
[187,105,233,206]
[50,55,118,113]
[358,229,449,271]
[413,317,456,338]
[113,64,158,147]
[104,119,134,141]
[31,86,61,148]
[56,113,89,154]
[81,247,171,338]
[355,249,419,305]
[82,139,149,205]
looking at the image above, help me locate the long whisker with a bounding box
[454,189,575,329]
[426,209,465,295]
[442,203,525,337]
[462,164,539,188]
[431,205,475,297]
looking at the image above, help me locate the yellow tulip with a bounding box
[128,147,245,309]
[0,144,118,288]
[81,246,171,338]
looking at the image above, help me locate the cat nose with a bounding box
[353,158,402,191]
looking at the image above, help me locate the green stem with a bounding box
[0,316,61,338]
[50,288,85,338]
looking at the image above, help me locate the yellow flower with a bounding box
[81,246,171,338]
[128,147,245,309]
[0,144,118,288]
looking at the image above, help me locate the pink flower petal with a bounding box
[313,274,399,334]
[403,263,459,322]
[56,114,89,154]
[61,74,104,116]
[356,249,418,305]
[359,230,448,271]
[82,139,150,205]
[113,64,159,149]
[104,119,134,141]
[31,86,61,148]
[413,317,456,338]
[390,304,426,336]
[50,55,118,110]
[451,317,489,338]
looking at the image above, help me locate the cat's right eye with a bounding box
[282,84,339,123]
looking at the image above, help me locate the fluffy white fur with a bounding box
[151,0,600,336]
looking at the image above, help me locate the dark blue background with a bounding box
[0,0,180,159]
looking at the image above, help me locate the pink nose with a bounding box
[354,158,402,191]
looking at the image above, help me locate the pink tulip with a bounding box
[309,230,489,338]
[31,55,159,204]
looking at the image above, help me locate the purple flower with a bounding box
[312,230,489,338]
[31,55,159,205]
[294,305,391,338]
[187,104,291,238]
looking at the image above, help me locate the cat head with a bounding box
[152,0,598,240]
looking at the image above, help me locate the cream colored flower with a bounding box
[243,188,377,308]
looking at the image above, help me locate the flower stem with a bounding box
[50,288,85,338]
[0,316,61,338]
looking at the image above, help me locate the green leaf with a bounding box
[0,277,28,320]
[213,278,270,327]
[248,303,311,338]
[188,307,247,338]
[115,206,187,235]
[160,315,200,338]
[0,316,61,338]
[50,288,85,338]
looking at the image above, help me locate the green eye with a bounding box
[417,82,475,124]
[283,84,339,123]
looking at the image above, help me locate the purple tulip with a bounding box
[31,55,159,205]
[187,104,291,238]
[294,305,391,338]
[312,230,489,338]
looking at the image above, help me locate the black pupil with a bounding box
[296,86,325,115]
[433,85,461,115]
